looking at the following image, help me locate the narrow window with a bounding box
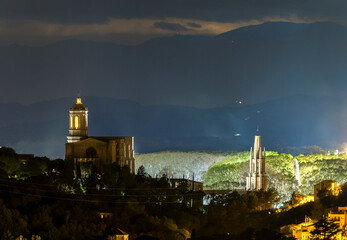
[75,116,79,129]
[70,116,73,128]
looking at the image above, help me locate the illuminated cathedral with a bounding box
[65,97,135,173]
[246,136,267,190]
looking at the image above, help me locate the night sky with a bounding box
[2,1,347,156]
[0,0,346,46]
[0,0,347,45]
[0,0,347,107]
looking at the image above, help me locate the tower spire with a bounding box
[67,96,88,143]
[246,135,267,191]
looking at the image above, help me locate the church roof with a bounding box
[105,227,128,236]
[114,228,128,235]
[67,136,134,145]
[88,136,133,142]
[70,97,87,111]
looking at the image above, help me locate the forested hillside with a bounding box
[204,152,347,198]
[135,151,227,181]
[136,151,347,201]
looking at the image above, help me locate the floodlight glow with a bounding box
[294,158,301,186]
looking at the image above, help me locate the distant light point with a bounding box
[235,99,243,105]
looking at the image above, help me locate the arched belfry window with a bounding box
[74,116,79,129]
[86,147,98,159]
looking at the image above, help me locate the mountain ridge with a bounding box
[1,21,347,107]
[0,94,345,157]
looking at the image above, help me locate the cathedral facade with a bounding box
[65,97,135,174]
[246,136,267,191]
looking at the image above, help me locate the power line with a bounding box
[0,178,197,191]
[0,188,195,205]
[0,179,204,200]
[0,183,201,197]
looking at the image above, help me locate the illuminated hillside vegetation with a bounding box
[135,151,347,199]
[135,151,227,181]
[203,152,347,196]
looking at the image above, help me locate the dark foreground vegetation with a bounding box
[1,147,347,239]
[0,177,294,240]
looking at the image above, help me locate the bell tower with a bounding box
[246,136,267,191]
[67,97,88,143]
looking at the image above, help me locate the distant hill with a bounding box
[0,94,345,157]
[1,21,347,156]
[1,22,347,107]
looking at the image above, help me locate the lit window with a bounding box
[70,116,73,128]
[75,116,79,129]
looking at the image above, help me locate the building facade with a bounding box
[246,136,267,190]
[329,207,347,240]
[314,180,341,201]
[283,216,314,240]
[65,97,135,173]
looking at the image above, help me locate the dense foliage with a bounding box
[135,151,227,181]
[203,151,347,199]
[135,149,347,202]
[296,154,347,194]
[0,177,294,240]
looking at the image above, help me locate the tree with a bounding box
[0,162,7,179]
[310,217,341,240]
[0,147,21,176]
[137,165,152,185]
[17,157,50,178]
[255,228,295,240]
[103,162,121,188]
[47,159,64,177]
[135,236,159,240]
[317,188,337,208]
[137,165,146,176]
[0,201,28,238]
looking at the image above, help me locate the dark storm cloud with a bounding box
[0,0,346,24]
[186,22,202,28]
[153,22,189,32]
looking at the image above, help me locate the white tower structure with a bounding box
[246,136,267,190]
[67,97,88,143]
